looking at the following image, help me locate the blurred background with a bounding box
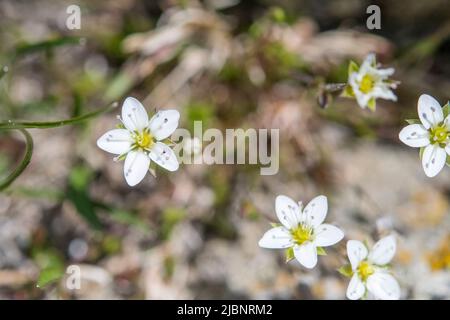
[0,0,449,299]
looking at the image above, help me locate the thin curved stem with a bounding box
[0,129,33,191]
[0,102,118,129]
[0,102,117,190]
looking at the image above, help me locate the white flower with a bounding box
[399,94,450,177]
[346,235,400,300]
[258,195,344,269]
[348,53,397,110]
[97,97,180,186]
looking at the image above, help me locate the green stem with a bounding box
[0,129,33,191]
[0,102,118,129]
[4,186,64,200]
[0,103,117,190]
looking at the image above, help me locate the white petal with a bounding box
[258,227,293,249]
[293,242,317,269]
[314,224,344,247]
[422,144,446,178]
[366,272,400,300]
[148,142,179,172]
[375,67,395,78]
[122,97,149,131]
[444,114,450,130]
[368,235,396,265]
[349,74,370,108]
[354,91,372,109]
[123,150,150,186]
[372,86,397,101]
[149,109,180,140]
[347,240,369,271]
[275,195,301,229]
[302,195,328,228]
[97,129,132,154]
[360,53,376,72]
[348,72,359,86]
[418,94,443,129]
[398,124,430,148]
[346,274,366,300]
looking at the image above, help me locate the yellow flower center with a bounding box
[290,225,313,245]
[430,125,449,145]
[359,74,375,94]
[357,261,375,281]
[133,129,154,150]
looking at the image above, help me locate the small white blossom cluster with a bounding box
[258,194,401,300]
[258,195,343,269]
[343,53,398,111]
[345,236,400,300]
[399,94,450,177]
[343,55,450,177]
[97,97,180,186]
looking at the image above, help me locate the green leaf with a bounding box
[163,255,175,281]
[92,201,151,232]
[363,239,370,248]
[148,161,158,177]
[0,129,33,191]
[116,153,127,161]
[285,247,294,263]
[338,264,354,278]
[316,247,327,256]
[5,186,63,201]
[443,102,450,118]
[270,222,282,228]
[148,167,157,178]
[108,209,151,232]
[270,7,286,23]
[36,267,64,288]
[69,166,92,191]
[160,207,186,240]
[367,98,376,111]
[101,235,122,255]
[33,248,65,289]
[14,36,81,57]
[67,165,102,229]
[370,55,377,67]
[446,155,450,167]
[161,137,174,145]
[405,119,421,125]
[71,92,83,118]
[348,60,359,75]
[186,102,215,131]
[341,85,354,98]
[104,72,134,102]
[420,147,425,160]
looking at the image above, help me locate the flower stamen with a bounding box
[359,74,375,94]
[357,261,375,282]
[430,125,449,146]
[290,224,314,245]
[133,129,154,150]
